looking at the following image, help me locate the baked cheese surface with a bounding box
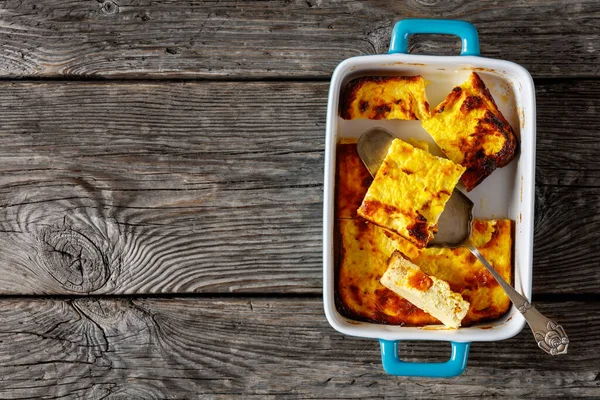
[335,142,373,219]
[380,251,470,328]
[420,72,518,191]
[407,219,513,324]
[357,138,465,248]
[337,218,513,326]
[335,143,513,326]
[337,218,438,325]
[340,76,430,120]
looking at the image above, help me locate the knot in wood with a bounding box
[40,228,109,293]
[101,0,119,15]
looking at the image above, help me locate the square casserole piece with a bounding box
[420,72,518,191]
[357,138,465,248]
[340,76,430,120]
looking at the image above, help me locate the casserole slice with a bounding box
[381,251,470,329]
[357,138,465,248]
[340,76,431,120]
[420,72,518,191]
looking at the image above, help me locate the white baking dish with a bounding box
[322,19,535,377]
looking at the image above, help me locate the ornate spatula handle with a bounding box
[464,241,569,355]
[516,300,569,355]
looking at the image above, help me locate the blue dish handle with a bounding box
[379,340,470,377]
[389,19,480,56]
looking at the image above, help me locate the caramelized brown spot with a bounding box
[408,270,433,291]
[348,284,363,306]
[398,297,421,315]
[461,149,498,192]
[378,164,389,176]
[374,288,395,310]
[359,100,369,112]
[407,213,429,246]
[481,112,507,133]
[435,189,451,199]
[336,143,372,217]
[340,78,362,119]
[466,269,497,289]
[401,168,413,175]
[449,282,465,294]
[376,288,421,316]
[373,104,392,119]
[469,73,496,106]
[359,199,382,217]
[461,95,484,112]
[360,199,401,217]
[383,230,394,239]
[472,220,487,234]
[383,203,400,215]
[421,199,432,210]
[355,219,370,236]
[403,75,422,83]
[466,253,477,264]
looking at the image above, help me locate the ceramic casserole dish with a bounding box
[323,19,536,377]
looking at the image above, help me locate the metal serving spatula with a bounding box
[357,127,569,355]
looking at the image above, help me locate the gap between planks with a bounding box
[0,292,597,304]
[1,76,600,84]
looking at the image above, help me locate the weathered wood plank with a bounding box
[534,185,600,295]
[535,79,600,187]
[0,0,598,78]
[0,81,326,295]
[0,80,598,295]
[0,298,597,398]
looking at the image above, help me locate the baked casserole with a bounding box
[336,142,513,327]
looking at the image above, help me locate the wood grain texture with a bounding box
[0,0,599,79]
[0,80,598,295]
[0,297,597,399]
[534,185,600,295]
[535,79,600,187]
[0,81,326,295]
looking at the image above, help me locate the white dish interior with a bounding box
[323,54,535,342]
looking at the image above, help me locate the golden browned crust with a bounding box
[422,72,518,191]
[459,73,518,190]
[340,76,430,120]
[335,142,372,219]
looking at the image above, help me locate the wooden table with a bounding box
[0,1,598,398]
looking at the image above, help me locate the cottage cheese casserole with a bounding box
[335,143,513,327]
